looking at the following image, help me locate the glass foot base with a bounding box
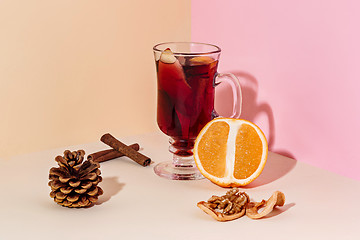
[154,161,204,180]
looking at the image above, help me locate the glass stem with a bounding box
[172,154,195,167]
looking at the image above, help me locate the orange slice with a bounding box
[194,118,268,187]
[189,56,215,65]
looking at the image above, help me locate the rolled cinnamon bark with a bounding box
[100,133,151,167]
[88,143,140,163]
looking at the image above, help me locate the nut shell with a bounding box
[197,188,249,221]
[246,191,285,219]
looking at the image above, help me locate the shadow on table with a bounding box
[96,176,125,205]
[263,202,296,219]
[244,152,297,188]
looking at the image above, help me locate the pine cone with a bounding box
[48,150,103,208]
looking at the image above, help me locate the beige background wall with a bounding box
[0,0,191,158]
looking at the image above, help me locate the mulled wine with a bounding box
[156,51,218,156]
[153,42,242,180]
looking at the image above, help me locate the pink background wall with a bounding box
[192,0,360,180]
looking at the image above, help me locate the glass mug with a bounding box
[153,42,242,180]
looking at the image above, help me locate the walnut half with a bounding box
[246,191,285,219]
[197,188,249,222]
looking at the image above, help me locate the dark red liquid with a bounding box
[156,57,218,156]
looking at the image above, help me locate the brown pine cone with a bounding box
[48,150,103,208]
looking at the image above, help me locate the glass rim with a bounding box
[153,42,221,55]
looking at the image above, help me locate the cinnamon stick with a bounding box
[100,133,151,167]
[88,143,140,163]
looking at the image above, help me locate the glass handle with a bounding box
[214,73,242,119]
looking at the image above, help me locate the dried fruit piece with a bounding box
[160,48,177,64]
[197,188,249,221]
[158,48,191,97]
[157,48,192,120]
[246,191,285,219]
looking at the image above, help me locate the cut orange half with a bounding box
[194,118,268,187]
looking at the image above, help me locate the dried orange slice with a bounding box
[194,118,268,187]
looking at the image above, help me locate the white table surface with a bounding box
[1,132,359,240]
